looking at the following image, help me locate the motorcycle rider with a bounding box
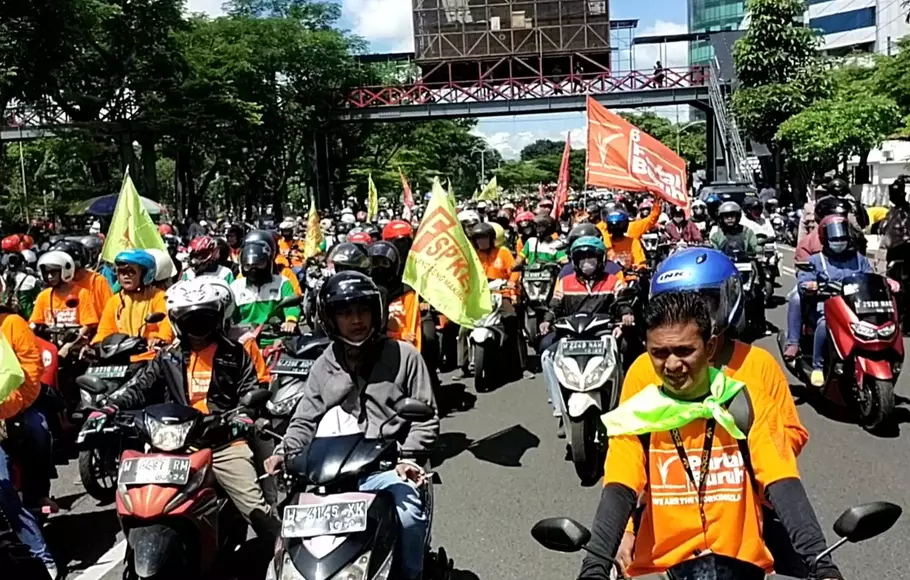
[709,201,760,255]
[92,250,174,346]
[560,223,603,279]
[382,220,415,273]
[798,215,872,388]
[664,206,703,245]
[879,176,910,272]
[514,211,536,256]
[369,242,421,351]
[618,248,809,576]
[30,251,100,359]
[242,230,303,296]
[278,218,303,268]
[97,277,280,540]
[226,224,246,265]
[538,236,632,437]
[230,241,299,334]
[182,236,236,283]
[741,197,775,242]
[514,215,566,269]
[812,177,869,255]
[264,272,439,580]
[54,239,112,319]
[603,198,661,268]
[1,251,40,319]
[580,291,841,580]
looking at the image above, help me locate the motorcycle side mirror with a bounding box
[394,398,435,422]
[833,502,902,543]
[77,375,109,395]
[794,261,815,272]
[531,517,591,553]
[145,312,166,324]
[65,295,80,308]
[238,389,271,409]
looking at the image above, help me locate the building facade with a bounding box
[688,0,745,65]
[807,0,908,55]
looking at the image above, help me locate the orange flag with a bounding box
[585,97,688,209]
[552,132,572,219]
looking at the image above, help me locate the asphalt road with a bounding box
[46,246,910,580]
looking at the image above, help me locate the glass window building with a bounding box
[688,0,745,64]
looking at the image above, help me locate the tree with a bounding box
[494,160,549,192]
[519,139,565,161]
[619,112,707,171]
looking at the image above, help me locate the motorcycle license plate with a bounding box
[524,271,551,282]
[118,457,191,486]
[87,365,129,379]
[563,340,606,356]
[282,500,368,538]
[273,357,315,375]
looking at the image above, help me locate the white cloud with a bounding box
[343,0,414,52]
[185,0,226,16]
[473,126,586,160]
[633,20,689,70]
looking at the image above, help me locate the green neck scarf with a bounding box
[603,368,747,439]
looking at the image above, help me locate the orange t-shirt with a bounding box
[604,203,662,267]
[187,341,270,414]
[93,288,174,345]
[73,270,114,320]
[619,341,808,455]
[387,290,422,351]
[0,313,44,420]
[605,381,800,575]
[29,287,99,328]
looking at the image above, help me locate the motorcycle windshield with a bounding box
[841,273,894,325]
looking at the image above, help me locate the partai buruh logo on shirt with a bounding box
[649,444,746,507]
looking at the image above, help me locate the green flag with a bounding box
[367,173,379,222]
[475,176,500,202]
[101,172,167,263]
[403,178,492,328]
[0,335,25,405]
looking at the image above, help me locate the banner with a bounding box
[101,171,168,263]
[475,176,500,202]
[302,195,323,259]
[0,334,25,405]
[585,97,689,209]
[403,178,492,328]
[552,133,572,219]
[400,168,414,222]
[367,173,379,222]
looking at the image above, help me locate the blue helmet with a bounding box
[115,249,157,286]
[650,248,744,335]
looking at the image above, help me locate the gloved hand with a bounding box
[85,405,117,430]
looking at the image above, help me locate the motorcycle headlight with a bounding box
[331,552,371,580]
[554,356,582,390]
[877,322,897,339]
[850,321,878,340]
[145,416,193,452]
[267,394,302,417]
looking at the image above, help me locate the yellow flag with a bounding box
[475,176,500,202]
[0,335,25,404]
[367,173,379,222]
[303,196,324,259]
[101,171,167,263]
[403,178,492,328]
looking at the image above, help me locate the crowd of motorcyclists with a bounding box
[0,175,904,580]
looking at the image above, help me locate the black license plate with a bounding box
[87,365,129,379]
[274,358,315,375]
[563,340,605,356]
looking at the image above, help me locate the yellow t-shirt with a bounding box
[93,288,173,345]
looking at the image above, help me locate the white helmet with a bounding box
[279,218,296,230]
[320,218,332,231]
[340,213,356,225]
[37,250,76,282]
[146,248,178,282]
[165,277,235,338]
[21,249,37,266]
[341,207,354,215]
[457,210,481,226]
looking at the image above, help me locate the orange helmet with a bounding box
[158,223,174,236]
[1,235,22,252]
[348,231,373,245]
[382,220,413,241]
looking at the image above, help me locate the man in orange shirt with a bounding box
[579,292,842,580]
[30,250,99,359]
[54,239,113,315]
[603,200,662,268]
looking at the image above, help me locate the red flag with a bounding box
[538,183,545,200]
[552,132,571,219]
[585,97,688,209]
[400,168,414,221]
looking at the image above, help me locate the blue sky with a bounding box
[185,0,690,157]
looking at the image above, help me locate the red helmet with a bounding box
[20,235,34,250]
[158,224,174,236]
[188,236,219,269]
[516,211,535,224]
[382,220,413,241]
[348,231,373,245]
[1,235,22,252]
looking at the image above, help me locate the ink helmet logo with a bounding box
[655,269,691,285]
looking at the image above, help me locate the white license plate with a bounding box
[118,457,191,486]
[736,263,752,271]
[87,365,129,379]
[282,500,368,538]
[524,272,552,282]
[564,340,606,356]
[274,358,315,375]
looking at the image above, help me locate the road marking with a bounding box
[70,539,126,580]
[779,244,794,253]
[782,266,795,277]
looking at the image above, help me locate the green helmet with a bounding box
[570,235,606,257]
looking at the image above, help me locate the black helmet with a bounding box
[815,197,850,222]
[469,222,496,248]
[317,271,384,346]
[243,229,277,261]
[826,177,850,197]
[227,224,246,247]
[533,215,556,237]
[214,237,230,263]
[327,242,371,275]
[361,224,382,242]
[79,236,103,265]
[567,223,600,249]
[51,239,88,270]
[240,241,273,284]
[367,241,401,286]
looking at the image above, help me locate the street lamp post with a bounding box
[676,119,707,154]
[471,146,486,187]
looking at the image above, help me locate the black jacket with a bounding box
[108,335,260,416]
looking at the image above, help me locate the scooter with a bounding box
[780,266,904,430]
[530,501,901,580]
[728,250,764,336]
[551,311,624,485]
[267,398,452,580]
[521,263,560,346]
[469,280,509,393]
[756,233,781,305]
[265,332,331,434]
[113,389,272,580]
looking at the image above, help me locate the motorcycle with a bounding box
[530,501,901,579]
[728,250,764,336]
[756,233,781,305]
[785,209,801,246]
[780,267,904,430]
[267,398,451,580]
[469,279,509,393]
[265,332,331,435]
[521,263,560,346]
[552,311,625,485]
[113,389,272,580]
[641,232,660,271]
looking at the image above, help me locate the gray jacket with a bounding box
[279,338,439,458]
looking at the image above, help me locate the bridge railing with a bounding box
[3,97,139,130]
[345,66,708,109]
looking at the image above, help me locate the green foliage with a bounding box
[520,139,565,161]
[619,112,707,170]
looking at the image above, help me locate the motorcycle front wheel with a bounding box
[78,445,118,503]
[473,344,494,393]
[569,410,602,486]
[857,378,895,430]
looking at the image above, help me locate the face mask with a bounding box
[828,240,848,253]
[579,258,598,276]
[476,239,491,251]
[672,217,684,224]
